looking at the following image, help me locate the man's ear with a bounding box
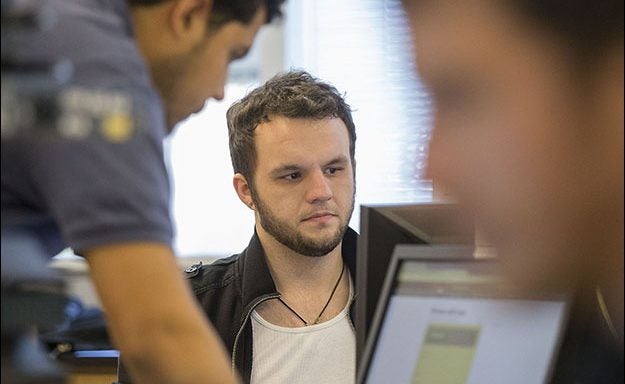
[168,0,212,48]
[233,173,255,210]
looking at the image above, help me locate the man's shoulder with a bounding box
[184,253,242,295]
[184,252,248,338]
[21,0,151,89]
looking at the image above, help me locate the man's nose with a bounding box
[212,87,225,101]
[305,170,333,203]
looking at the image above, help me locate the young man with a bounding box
[186,71,358,383]
[402,0,623,382]
[1,1,283,383]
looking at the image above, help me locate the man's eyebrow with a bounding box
[269,156,350,177]
[269,164,301,177]
[325,155,349,167]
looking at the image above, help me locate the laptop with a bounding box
[357,245,572,384]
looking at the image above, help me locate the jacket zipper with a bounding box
[346,292,357,333]
[231,274,357,372]
[231,293,281,372]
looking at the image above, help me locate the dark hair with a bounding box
[227,70,357,183]
[209,0,284,29]
[402,0,622,69]
[128,0,284,27]
[511,0,623,65]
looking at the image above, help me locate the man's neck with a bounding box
[254,225,351,327]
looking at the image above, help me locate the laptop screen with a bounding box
[358,246,571,384]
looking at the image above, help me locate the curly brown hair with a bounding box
[227,70,356,184]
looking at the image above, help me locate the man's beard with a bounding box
[149,44,202,130]
[252,191,354,257]
[149,55,182,130]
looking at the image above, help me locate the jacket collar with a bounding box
[237,227,358,316]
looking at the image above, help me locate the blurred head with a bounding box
[227,71,356,256]
[129,0,285,130]
[403,0,623,289]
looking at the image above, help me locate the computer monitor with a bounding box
[355,202,476,361]
[357,245,572,384]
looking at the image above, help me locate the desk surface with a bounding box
[58,350,118,384]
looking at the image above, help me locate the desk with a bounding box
[69,370,117,384]
[58,350,118,384]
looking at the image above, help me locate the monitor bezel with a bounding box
[355,202,476,362]
[356,245,573,384]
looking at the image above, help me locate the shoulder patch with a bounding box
[184,261,203,279]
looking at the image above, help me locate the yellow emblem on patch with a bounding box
[101,113,133,143]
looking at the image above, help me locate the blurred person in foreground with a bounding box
[402,0,622,382]
[2,1,283,382]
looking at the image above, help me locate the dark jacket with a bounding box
[186,227,358,383]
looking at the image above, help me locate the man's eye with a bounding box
[284,172,301,180]
[326,167,341,175]
[431,82,477,113]
[229,49,248,63]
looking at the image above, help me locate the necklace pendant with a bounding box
[276,263,345,327]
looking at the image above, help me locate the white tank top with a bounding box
[250,278,355,384]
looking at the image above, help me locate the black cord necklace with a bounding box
[277,262,345,326]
